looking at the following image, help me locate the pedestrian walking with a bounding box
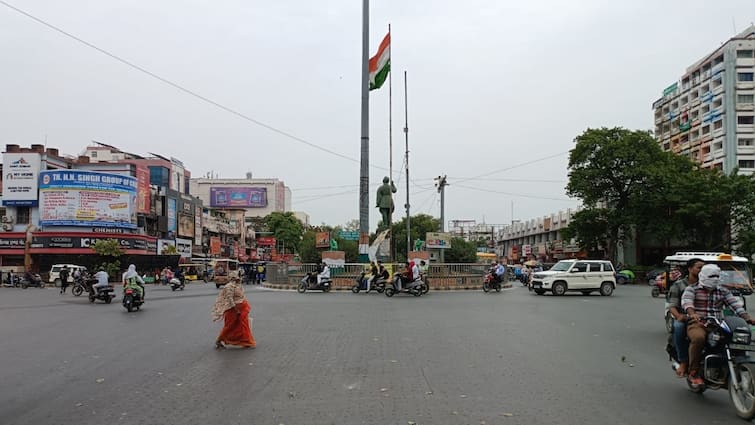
[249,264,257,285]
[59,266,70,294]
[211,277,256,349]
[256,263,265,284]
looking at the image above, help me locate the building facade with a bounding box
[653,26,755,173]
[496,209,582,263]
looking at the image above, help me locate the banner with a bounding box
[315,232,330,248]
[210,236,221,255]
[135,165,150,213]
[178,213,194,238]
[194,206,202,245]
[39,170,137,228]
[425,232,451,249]
[158,239,176,254]
[167,198,177,233]
[210,187,267,207]
[2,153,41,206]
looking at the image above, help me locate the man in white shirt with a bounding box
[317,262,330,286]
[92,268,111,296]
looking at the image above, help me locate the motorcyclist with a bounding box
[682,264,755,387]
[174,267,185,285]
[317,262,330,286]
[92,267,111,296]
[122,264,146,301]
[490,261,505,284]
[365,261,378,291]
[666,259,702,377]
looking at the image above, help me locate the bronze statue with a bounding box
[375,176,397,227]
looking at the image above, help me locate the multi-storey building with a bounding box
[653,26,755,172]
[496,208,581,262]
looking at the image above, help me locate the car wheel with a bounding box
[551,282,566,296]
[599,282,614,296]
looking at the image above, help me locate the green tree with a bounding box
[264,212,305,254]
[443,237,478,263]
[566,127,675,260]
[90,239,123,279]
[390,214,441,262]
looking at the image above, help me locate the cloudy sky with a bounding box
[1,0,754,229]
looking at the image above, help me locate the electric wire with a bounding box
[454,183,573,202]
[0,1,394,171]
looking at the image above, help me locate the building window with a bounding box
[738,72,754,82]
[738,50,754,58]
[739,138,754,146]
[739,160,755,169]
[738,116,755,125]
[91,151,97,158]
[714,120,723,130]
[16,207,30,224]
[738,94,754,103]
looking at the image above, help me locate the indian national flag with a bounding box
[369,32,390,91]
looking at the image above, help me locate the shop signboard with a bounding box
[157,239,176,254]
[167,198,177,233]
[38,170,137,228]
[210,187,267,207]
[135,165,150,213]
[2,153,41,206]
[175,238,192,258]
[178,213,194,238]
[194,206,202,245]
[210,236,221,255]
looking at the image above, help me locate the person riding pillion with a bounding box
[317,262,330,286]
[681,264,755,387]
[122,264,146,300]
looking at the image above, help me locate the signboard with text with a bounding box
[2,153,41,206]
[38,170,137,228]
[425,232,451,249]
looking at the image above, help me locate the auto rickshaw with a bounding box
[178,263,206,282]
[211,259,240,288]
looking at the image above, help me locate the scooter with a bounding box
[122,286,144,312]
[351,272,386,294]
[88,283,116,304]
[21,273,45,289]
[298,272,332,293]
[170,277,185,291]
[385,275,424,297]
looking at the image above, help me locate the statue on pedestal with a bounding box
[375,176,397,228]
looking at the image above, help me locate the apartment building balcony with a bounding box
[737,82,755,90]
[737,102,755,111]
[737,58,755,67]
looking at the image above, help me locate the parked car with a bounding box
[530,259,616,296]
[48,264,87,286]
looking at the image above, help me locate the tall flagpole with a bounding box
[388,24,394,261]
[404,70,411,259]
[359,0,370,262]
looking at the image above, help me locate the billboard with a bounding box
[315,232,330,248]
[167,198,177,233]
[194,206,202,245]
[175,237,192,258]
[135,165,150,213]
[210,236,221,255]
[2,153,41,206]
[178,213,194,238]
[210,187,267,208]
[425,232,452,249]
[39,170,137,228]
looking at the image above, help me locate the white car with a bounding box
[530,260,616,296]
[48,264,87,286]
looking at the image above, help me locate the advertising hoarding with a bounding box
[158,239,175,254]
[425,232,452,249]
[39,170,137,228]
[210,187,267,208]
[167,198,177,233]
[315,232,330,248]
[178,213,194,238]
[2,153,41,206]
[175,237,192,258]
[210,236,221,255]
[194,206,202,245]
[135,165,150,213]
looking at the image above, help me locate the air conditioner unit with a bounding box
[1,216,13,223]
[2,223,13,231]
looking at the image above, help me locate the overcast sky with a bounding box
[1,0,754,229]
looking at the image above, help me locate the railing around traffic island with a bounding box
[261,263,490,289]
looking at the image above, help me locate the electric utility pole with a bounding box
[434,175,448,262]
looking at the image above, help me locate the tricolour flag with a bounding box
[369,32,390,91]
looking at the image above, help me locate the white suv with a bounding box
[530,260,616,296]
[48,264,87,286]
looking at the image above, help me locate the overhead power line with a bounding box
[454,183,573,202]
[0,0,391,170]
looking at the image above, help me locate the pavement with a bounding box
[0,282,746,425]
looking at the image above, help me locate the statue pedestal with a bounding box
[408,251,430,264]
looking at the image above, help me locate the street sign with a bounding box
[338,231,360,241]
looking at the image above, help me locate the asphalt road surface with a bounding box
[0,282,747,425]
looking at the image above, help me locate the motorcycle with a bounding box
[21,273,45,289]
[351,272,386,294]
[72,274,91,297]
[667,316,755,419]
[483,271,502,293]
[298,272,332,293]
[170,277,185,291]
[2,274,20,288]
[122,286,144,312]
[385,275,424,297]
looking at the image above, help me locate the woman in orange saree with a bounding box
[211,278,256,349]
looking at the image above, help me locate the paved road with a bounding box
[0,283,745,424]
